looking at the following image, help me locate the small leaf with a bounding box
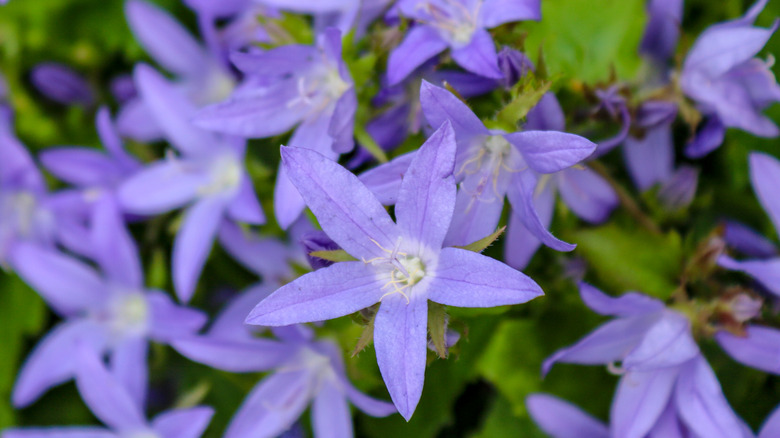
[352,311,377,356]
[309,249,359,263]
[355,125,389,164]
[454,226,506,253]
[174,380,211,409]
[495,80,551,131]
[428,302,449,359]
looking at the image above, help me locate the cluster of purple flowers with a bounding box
[1,0,779,436]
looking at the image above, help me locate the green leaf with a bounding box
[428,302,448,359]
[570,223,683,299]
[495,80,551,131]
[309,249,359,263]
[521,0,646,83]
[455,227,506,254]
[354,125,390,164]
[352,310,376,356]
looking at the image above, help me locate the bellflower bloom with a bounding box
[38,108,142,257]
[640,0,683,62]
[387,0,541,84]
[119,0,236,142]
[719,152,780,298]
[195,27,356,228]
[119,64,264,302]
[681,0,780,158]
[9,198,206,408]
[418,82,598,263]
[173,285,396,438]
[256,0,393,37]
[245,121,543,420]
[30,62,94,106]
[2,345,214,438]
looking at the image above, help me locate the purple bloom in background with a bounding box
[119,64,264,302]
[173,286,396,437]
[623,101,678,192]
[3,345,214,438]
[30,62,94,106]
[256,0,394,37]
[388,0,541,84]
[119,0,236,142]
[38,107,142,257]
[245,121,543,420]
[591,85,631,155]
[681,0,780,158]
[9,198,206,408]
[196,27,356,228]
[719,152,780,298]
[640,0,683,62]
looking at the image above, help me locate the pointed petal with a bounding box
[172,337,294,372]
[134,64,214,156]
[126,0,209,76]
[230,45,318,76]
[611,367,680,438]
[110,338,148,409]
[541,314,659,375]
[274,162,307,230]
[115,97,162,143]
[75,346,147,431]
[684,116,726,158]
[444,183,505,247]
[724,221,778,258]
[96,107,133,165]
[359,152,415,206]
[39,148,120,187]
[217,225,292,281]
[224,370,314,438]
[396,121,456,252]
[12,320,106,407]
[246,261,385,326]
[118,160,205,215]
[503,180,553,269]
[718,255,780,297]
[147,291,207,341]
[152,407,214,438]
[280,146,400,260]
[506,171,576,252]
[479,0,541,27]
[526,92,566,132]
[208,284,275,339]
[226,174,265,225]
[1,428,116,438]
[504,131,596,174]
[579,283,665,317]
[9,244,104,316]
[558,167,618,224]
[526,394,609,438]
[311,380,353,438]
[675,356,745,438]
[715,325,780,374]
[750,152,780,236]
[450,29,502,79]
[91,196,143,288]
[420,80,490,141]
[328,88,357,154]
[623,125,674,191]
[622,312,699,371]
[684,23,777,79]
[374,295,428,421]
[173,197,226,302]
[387,26,447,86]
[428,247,543,307]
[343,381,396,417]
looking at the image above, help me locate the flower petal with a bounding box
[311,380,353,438]
[152,407,214,438]
[622,311,700,371]
[226,174,265,225]
[246,261,385,326]
[750,152,780,236]
[280,146,400,260]
[396,121,456,252]
[759,404,780,438]
[578,283,665,317]
[173,197,227,302]
[147,291,208,342]
[118,160,205,215]
[39,148,120,187]
[91,196,143,288]
[450,29,502,79]
[718,255,780,297]
[428,247,543,307]
[684,116,726,158]
[557,167,618,224]
[172,336,293,372]
[387,26,447,86]
[343,381,396,417]
[223,369,314,438]
[374,294,428,421]
[2,428,116,438]
[9,244,105,316]
[504,131,596,174]
[217,225,292,281]
[683,22,778,79]
[359,152,415,206]
[479,0,541,27]
[611,367,680,438]
[420,80,490,141]
[623,125,674,191]
[110,338,148,409]
[715,325,780,374]
[503,179,554,269]
[526,393,609,438]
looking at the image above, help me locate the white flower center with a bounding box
[458,135,521,204]
[421,0,481,47]
[363,238,428,304]
[125,431,160,438]
[201,154,242,196]
[108,292,149,339]
[288,65,351,115]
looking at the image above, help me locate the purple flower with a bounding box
[681,0,780,157]
[640,0,683,62]
[118,65,264,302]
[256,0,394,37]
[30,62,94,106]
[719,152,780,298]
[9,198,206,408]
[387,0,540,84]
[3,345,213,438]
[118,0,236,142]
[195,27,356,228]
[716,324,780,375]
[245,121,543,420]
[173,286,395,437]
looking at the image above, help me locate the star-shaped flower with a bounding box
[245,121,543,420]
